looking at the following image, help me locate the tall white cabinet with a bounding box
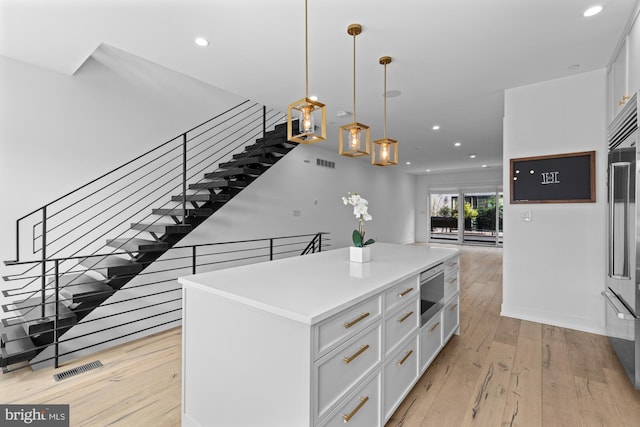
[179,244,460,427]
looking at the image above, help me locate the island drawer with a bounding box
[383,334,419,420]
[315,295,381,358]
[315,323,382,422]
[384,275,419,313]
[384,297,420,356]
[420,312,442,373]
[443,295,459,341]
[444,273,459,300]
[444,256,459,274]
[319,371,381,427]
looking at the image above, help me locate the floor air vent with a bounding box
[316,158,335,169]
[53,360,103,381]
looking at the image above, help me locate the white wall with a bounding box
[0,44,245,270]
[182,144,417,248]
[414,168,503,242]
[502,69,607,334]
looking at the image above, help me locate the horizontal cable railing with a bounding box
[5,101,286,300]
[1,232,331,372]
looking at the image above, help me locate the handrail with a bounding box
[1,232,331,372]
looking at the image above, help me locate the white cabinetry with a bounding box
[180,244,459,427]
[608,12,640,122]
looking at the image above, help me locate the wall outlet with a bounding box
[293,210,301,217]
[519,210,532,222]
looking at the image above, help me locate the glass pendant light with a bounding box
[287,0,326,144]
[372,56,398,166]
[339,24,370,157]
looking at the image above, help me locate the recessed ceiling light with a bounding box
[454,142,461,147]
[309,95,318,101]
[482,164,488,168]
[583,5,603,17]
[336,110,352,118]
[406,162,411,165]
[425,169,431,172]
[385,90,402,98]
[195,37,209,47]
[432,125,440,131]
[469,154,477,159]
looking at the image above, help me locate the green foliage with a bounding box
[352,230,375,247]
[438,205,451,217]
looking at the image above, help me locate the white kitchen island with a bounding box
[179,243,460,427]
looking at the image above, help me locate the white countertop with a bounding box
[178,243,459,325]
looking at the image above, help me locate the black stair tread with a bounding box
[170,194,231,202]
[244,138,295,151]
[189,180,248,190]
[130,222,192,234]
[58,273,114,304]
[205,167,262,179]
[152,208,213,217]
[236,146,289,157]
[219,156,276,168]
[1,324,36,367]
[14,296,77,335]
[106,238,168,252]
[79,256,143,277]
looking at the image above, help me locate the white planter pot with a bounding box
[350,246,371,263]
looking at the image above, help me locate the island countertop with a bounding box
[178,243,459,326]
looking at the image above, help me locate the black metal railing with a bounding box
[1,232,330,372]
[4,100,288,308]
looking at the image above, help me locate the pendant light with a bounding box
[287,0,326,144]
[372,56,398,166]
[339,24,370,157]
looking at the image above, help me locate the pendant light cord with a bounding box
[305,0,309,99]
[353,32,357,122]
[383,62,387,139]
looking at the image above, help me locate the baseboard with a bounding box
[501,303,606,336]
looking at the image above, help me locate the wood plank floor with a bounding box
[1,245,638,426]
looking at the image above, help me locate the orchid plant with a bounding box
[342,192,375,247]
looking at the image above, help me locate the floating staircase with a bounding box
[1,121,299,371]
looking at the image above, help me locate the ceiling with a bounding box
[1,0,638,174]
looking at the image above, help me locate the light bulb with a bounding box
[382,143,388,160]
[300,105,314,133]
[349,128,360,149]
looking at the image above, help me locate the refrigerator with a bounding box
[605,91,639,389]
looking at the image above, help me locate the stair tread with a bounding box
[1,324,36,367]
[130,222,192,234]
[219,156,276,168]
[236,146,289,157]
[79,255,143,277]
[14,296,77,335]
[106,238,168,252]
[152,208,213,217]
[58,272,113,304]
[189,180,248,190]
[170,194,231,202]
[205,167,262,179]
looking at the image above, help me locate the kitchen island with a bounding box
[179,243,460,427]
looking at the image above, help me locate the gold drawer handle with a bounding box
[398,287,414,298]
[449,303,458,311]
[447,262,457,267]
[344,312,370,329]
[398,311,414,323]
[343,344,370,364]
[428,321,440,333]
[447,277,457,284]
[397,349,414,366]
[343,396,369,423]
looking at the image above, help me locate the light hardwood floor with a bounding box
[1,246,639,426]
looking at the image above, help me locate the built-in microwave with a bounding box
[420,263,445,326]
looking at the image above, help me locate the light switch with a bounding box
[519,211,531,222]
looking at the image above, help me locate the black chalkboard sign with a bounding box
[510,151,595,203]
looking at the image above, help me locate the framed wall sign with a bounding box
[510,151,595,204]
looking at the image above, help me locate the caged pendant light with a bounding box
[287,0,326,144]
[339,23,370,157]
[372,56,398,166]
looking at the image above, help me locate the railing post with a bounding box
[269,238,274,261]
[54,259,59,369]
[41,207,47,319]
[182,134,188,225]
[15,220,20,263]
[192,246,197,274]
[318,233,322,252]
[263,106,267,138]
